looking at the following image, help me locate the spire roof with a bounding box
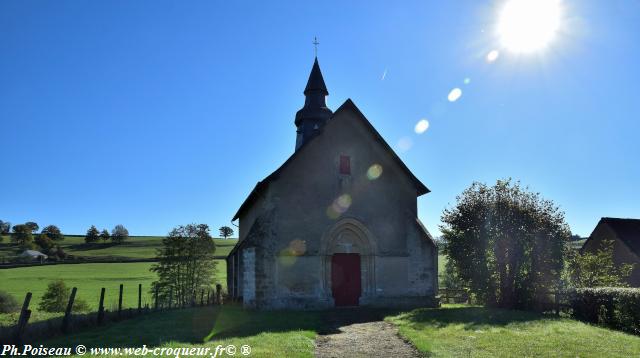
[304,57,328,95]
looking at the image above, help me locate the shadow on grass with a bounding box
[396,305,551,331]
[42,304,408,347]
[66,242,149,251]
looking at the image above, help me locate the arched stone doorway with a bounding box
[321,218,376,306]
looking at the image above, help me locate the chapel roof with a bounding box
[232,99,430,221]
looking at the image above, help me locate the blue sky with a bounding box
[1,0,639,237]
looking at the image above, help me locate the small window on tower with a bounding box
[339,155,351,175]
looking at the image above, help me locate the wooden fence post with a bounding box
[138,284,142,314]
[118,284,123,318]
[61,287,77,333]
[13,292,32,344]
[97,288,106,325]
[216,284,222,305]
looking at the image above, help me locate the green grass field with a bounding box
[40,304,640,357]
[388,305,640,357]
[45,305,321,358]
[0,235,237,260]
[0,261,227,326]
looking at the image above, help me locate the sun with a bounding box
[497,0,562,53]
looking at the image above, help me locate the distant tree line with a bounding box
[0,219,131,260]
[1,221,67,260]
[84,224,129,244]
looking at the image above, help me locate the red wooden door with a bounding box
[331,253,361,306]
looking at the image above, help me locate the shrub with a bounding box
[570,287,640,334]
[38,280,89,313]
[0,290,20,313]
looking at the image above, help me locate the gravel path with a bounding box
[314,309,421,358]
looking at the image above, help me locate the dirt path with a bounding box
[314,309,421,358]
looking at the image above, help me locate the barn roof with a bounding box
[232,98,430,221]
[600,217,640,256]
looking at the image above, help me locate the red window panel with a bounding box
[340,155,351,175]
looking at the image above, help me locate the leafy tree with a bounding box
[11,224,34,249]
[25,221,39,233]
[38,280,88,312]
[84,225,100,243]
[441,179,571,309]
[568,239,634,287]
[441,259,465,290]
[111,224,129,244]
[219,226,234,240]
[0,220,11,234]
[35,234,54,251]
[99,229,110,242]
[151,224,217,307]
[41,225,64,241]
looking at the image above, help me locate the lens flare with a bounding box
[326,194,353,219]
[336,194,352,209]
[486,50,500,62]
[414,119,430,134]
[367,164,383,180]
[464,78,471,85]
[448,88,462,102]
[288,239,306,256]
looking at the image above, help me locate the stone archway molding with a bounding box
[320,217,377,302]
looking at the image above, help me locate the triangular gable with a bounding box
[581,217,640,258]
[232,98,429,221]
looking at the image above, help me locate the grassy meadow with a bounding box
[0,235,237,260]
[0,260,228,326]
[45,305,321,358]
[0,234,235,326]
[388,305,640,357]
[39,304,640,357]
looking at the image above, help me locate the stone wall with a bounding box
[242,248,256,307]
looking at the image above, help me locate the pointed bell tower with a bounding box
[294,57,333,150]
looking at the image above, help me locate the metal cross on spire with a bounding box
[313,36,319,57]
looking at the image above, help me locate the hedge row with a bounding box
[570,287,640,334]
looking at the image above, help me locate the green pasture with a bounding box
[0,235,237,260]
[0,261,227,326]
[41,304,640,358]
[388,304,640,357]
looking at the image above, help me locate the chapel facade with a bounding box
[226,58,438,309]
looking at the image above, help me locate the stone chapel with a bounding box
[226,58,438,309]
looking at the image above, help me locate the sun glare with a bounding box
[497,0,561,53]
